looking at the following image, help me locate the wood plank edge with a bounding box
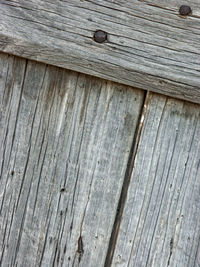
[0,34,200,105]
[104,91,149,266]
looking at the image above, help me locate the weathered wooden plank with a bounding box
[141,0,199,11]
[0,53,145,266]
[0,0,200,104]
[111,93,200,266]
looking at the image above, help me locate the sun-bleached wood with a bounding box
[0,53,145,266]
[0,0,200,104]
[112,93,200,267]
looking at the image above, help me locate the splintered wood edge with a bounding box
[0,0,200,104]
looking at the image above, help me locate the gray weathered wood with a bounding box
[112,93,200,266]
[0,0,200,104]
[141,0,199,11]
[0,53,144,266]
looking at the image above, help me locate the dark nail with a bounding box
[93,30,107,43]
[179,5,192,16]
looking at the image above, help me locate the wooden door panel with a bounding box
[0,53,144,266]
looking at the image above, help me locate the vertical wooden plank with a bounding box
[112,93,200,266]
[0,53,144,266]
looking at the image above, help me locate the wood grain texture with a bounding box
[112,93,200,267]
[0,0,200,104]
[0,53,145,266]
[141,0,199,12]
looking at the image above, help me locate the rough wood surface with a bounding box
[0,53,145,266]
[0,0,200,104]
[112,93,200,266]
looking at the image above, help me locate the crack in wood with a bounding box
[167,237,174,266]
[77,235,84,263]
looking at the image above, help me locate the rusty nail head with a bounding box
[93,30,107,43]
[179,5,192,16]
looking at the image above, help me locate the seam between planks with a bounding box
[104,91,150,267]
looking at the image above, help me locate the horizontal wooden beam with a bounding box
[0,0,200,103]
